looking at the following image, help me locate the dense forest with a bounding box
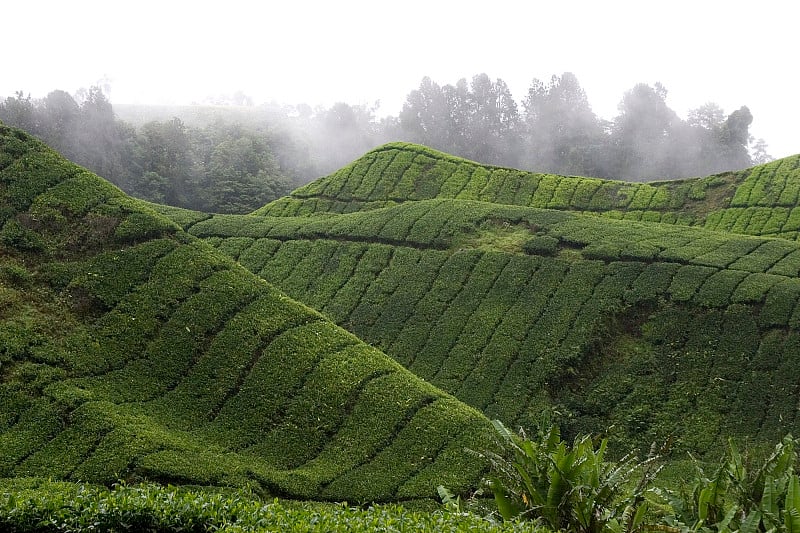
[0,72,771,213]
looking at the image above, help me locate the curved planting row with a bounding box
[255,143,744,219]
[255,143,800,244]
[194,199,800,279]
[196,198,800,452]
[731,156,800,208]
[702,206,800,240]
[0,125,494,502]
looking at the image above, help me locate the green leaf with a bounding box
[436,485,455,504]
[785,476,800,533]
[491,419,514,442]
[763,474,779,516]
[493,484,523,521]
[739,510,762,533]
[698,487,712,521]
[789,475,800,510]
[716,505,737,532]
[628,501,649,533]
[728,438,745,483]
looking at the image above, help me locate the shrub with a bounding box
[657,435,800,533]
[0,219,44,252]
[483,420,657,533]
[523,236,559,256]
[0,479,542,532]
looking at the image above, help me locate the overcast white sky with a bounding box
[3,1,798,158]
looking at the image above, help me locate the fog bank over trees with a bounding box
[398,73,769,180]
[0,72,772,213]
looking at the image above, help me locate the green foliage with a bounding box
[0,124,495,503]
[657,436,800,533]
[0,479,544,532]
[185,192,800,454]
[484,420,657,533]
[7,118,800,516]
[481,425,800,533]
[523,235,559,256]
[0,219,45,251]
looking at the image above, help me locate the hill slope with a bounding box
[178,147,800,455]
[0,124,493,501]
[255,142,800,240]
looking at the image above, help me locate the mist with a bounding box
[0,72,774,213]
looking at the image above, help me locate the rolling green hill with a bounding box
[6,118,800,511]
[172,144,800,456]
[255,142,800,241]
[0,124,494,502]
[191,200,800,452]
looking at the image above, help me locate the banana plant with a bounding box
[484,419,659,533]
[659,435,800,533]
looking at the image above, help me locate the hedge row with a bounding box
[0,479,543,532]
[197,199,800,286]
[703,206,800,238]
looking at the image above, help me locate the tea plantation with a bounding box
[255,142,800,241]
[6,121,800,530]
[0,124,494,505]
[189,198,800,453]
[179,144,800,456]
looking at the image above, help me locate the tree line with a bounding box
[0,89,293,213]
[0,72,772,213]
[396,72,770,180]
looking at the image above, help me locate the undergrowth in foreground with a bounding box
[6,430,800,533]
[479,420,800,533]
[0,479,543,533]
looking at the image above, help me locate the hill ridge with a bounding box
[256,142,800,241]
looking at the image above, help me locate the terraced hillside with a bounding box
[256,142,800,240]
[0,124,494,502]
[173,146,800,456]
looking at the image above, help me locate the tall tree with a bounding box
[720,106,753,169]
[399,77,455,153]
[683,102,729,175]
[0,92,37,134]
[611,82,681,180]
[188,125,291,213]
[134,118,191,204]
[750,137,772,165]
[315,102,382,171]
[75,86,134,184]
[399,74,520,166]
[522,72,607,176]
[687,102,725,131]
[465,74,520,166]
[682,103,756,174]
[40,90,80,161]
